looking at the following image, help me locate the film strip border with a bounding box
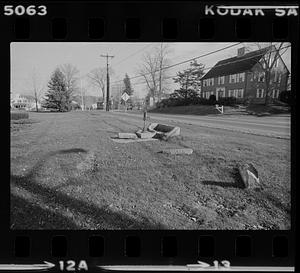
[1,1,297,272]
[0,232,295,269]
[1,2,299,41]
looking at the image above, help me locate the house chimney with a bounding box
[237,47,245,57]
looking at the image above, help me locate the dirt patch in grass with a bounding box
[76,151,99,174]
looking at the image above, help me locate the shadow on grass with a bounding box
[202,168,245,189]
[11,148,166,230]
[246,104,290,117]
[11,194,79,229]
[202,180,244,189]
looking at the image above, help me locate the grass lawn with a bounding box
[150,105,220,115]
[149,104,290,117]
[10,111,291,230]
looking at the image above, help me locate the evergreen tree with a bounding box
[173,60,205,99]
[43,68,71,112]
[123,74,134,96]
[121,74,134,106]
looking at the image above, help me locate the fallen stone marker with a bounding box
[160,148,193,155]
[117,132,138,139]
[238,163,261,189]
[135,129,156,139]
[148,123,180,140]
[111,138,158,144]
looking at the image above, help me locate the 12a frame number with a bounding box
[59,260,88,271]
[4,5,47,16]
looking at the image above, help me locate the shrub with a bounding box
[217,96,238,106]
[11,111,29,120]
[279,91,292,105]
[209,94,216,104]
[194,97,212,105]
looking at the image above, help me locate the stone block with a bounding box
[136,129,156,139]
[238,163,261,189]
[117,133,138,139]
[160,148,193,155]
[147,123,180,140]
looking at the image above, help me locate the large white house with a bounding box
[10,93,42,110]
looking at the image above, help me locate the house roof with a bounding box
[201,47,271,80]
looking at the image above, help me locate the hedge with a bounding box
[11,111,29,120]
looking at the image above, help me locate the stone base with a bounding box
[136,130,156,139]
[111,138,158,144]
[160,148,193,155]
[117,133,138,139]
[147,123,180,140]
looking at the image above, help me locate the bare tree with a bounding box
[87,67,114,102]
[137,43,171,103]
[249,42,286,105]
[156,43,172,101]
[60,63,80,95]
[26,69,44,112]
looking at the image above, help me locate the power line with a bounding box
[126,44,291,88]
[110,42,242,85]
[112,43,154,66]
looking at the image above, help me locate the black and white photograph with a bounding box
[10,42,291,230]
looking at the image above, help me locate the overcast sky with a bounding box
[11,42,291,99]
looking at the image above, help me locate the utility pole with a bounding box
[101,54,114,111]
[80,76,84,111]
[158,43,163,103]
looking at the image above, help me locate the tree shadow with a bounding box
[11,194,78,229]
[11,148,166,230]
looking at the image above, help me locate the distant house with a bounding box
[11,93,41,110]
[201,46,290,103]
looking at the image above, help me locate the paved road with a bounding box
[110,111,290,139]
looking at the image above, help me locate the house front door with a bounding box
[216,87,225,101]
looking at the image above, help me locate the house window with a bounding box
[216,87,225,99]
[229,74,237,83]
[272,89,280,98]
[203,80,207,87]
[258,72,265,82]
[274,57,279,68]
[273,71,278,82]
[206,92,210,99]
[217,76,225,85]
[278,73,282,83]
[256,89,265,98]
[249,72,254,81]
[208,78,214,86]
[238,73,245,82]
[228,90,234,97]
[236,89,244,98]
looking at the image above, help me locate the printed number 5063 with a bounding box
[4,5,47,16]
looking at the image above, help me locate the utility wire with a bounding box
[112,43,154,66]
[124,44,291,88]
[110,42,242,85]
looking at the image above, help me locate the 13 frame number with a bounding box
[4,5,47,16]
[59,260,88,271]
